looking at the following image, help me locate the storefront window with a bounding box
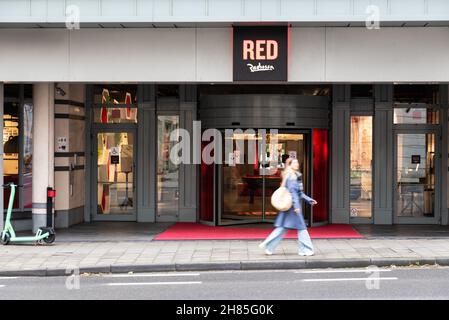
[396,134,435,218]
[22,102,33,209]
[92,85,137,124]
[157,116,180,218]
[3,84,33,211]
[394,107,439,125]
[96,132,134,215]
[350,116,373,219]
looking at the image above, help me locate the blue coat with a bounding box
[274,172,314,230]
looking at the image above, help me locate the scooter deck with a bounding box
[9,233,50,242]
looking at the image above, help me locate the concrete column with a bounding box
[32,83,55,231]
[331,85,351,224]
[441,84,449,225]
[0,83,3,231]
[373,85,394,225]
[137,84,156,222]
[179,85,198,222]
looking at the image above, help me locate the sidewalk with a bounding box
[2,236,449,276]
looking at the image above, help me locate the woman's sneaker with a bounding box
[298,251,314,256]
[265,249,273,256]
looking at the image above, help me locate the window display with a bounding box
[92,85,138,124]
[3,85,33,211]
[97,132,134,215]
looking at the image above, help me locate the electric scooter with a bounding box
[0,183,55,245]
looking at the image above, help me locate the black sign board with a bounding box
[233,26,288,81]
[111,155,120,165]
[411,155,421,164]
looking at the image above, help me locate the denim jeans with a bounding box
[262,227,314,253]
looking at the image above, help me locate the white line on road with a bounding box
[295,269,392,274]
[106,281,202,286]
[0,285,5,288]
[302,277,398,282]
[0,277,19,280]
[107,273,200,278]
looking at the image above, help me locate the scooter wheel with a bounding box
[43,234,55,244]
[1,232,11,245]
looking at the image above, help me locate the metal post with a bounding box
[46,187,53,228]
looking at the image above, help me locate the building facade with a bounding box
[1,0,449,232]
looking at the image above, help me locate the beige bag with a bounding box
[270,175,292,212]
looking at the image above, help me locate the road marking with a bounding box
[107,273,200,278]
[106,281,202,286]
[0,285,5,288]
[302,277,397,282]
[0,277,19,280]
[295,269,392,274]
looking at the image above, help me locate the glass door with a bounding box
[156,115,180,221]
[219,130,309,225]
[264,132,309,222]
[350,116,373,221]
[94,130,136,221]
[394,131,440,224]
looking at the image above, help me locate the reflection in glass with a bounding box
[396,134,435,218]
[157,116,179,217]
[23,102,33,209]
[93,87,138,123]
[350,116,373,219]
[97,132,134,215]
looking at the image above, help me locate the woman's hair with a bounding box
[285,157,299,169]
[283,157,299,179]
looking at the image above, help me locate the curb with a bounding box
[0,257,447,277]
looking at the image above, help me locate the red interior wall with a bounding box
[312,129,329,223]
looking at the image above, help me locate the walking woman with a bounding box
[259,158,317,256]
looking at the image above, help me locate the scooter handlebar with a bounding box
[1,183,24,188]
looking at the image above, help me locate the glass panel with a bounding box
[3,101,20,210]
[396,134,435,218]
[23,102,33,209]
[222,131,264,222]
[264,133,307,221]
[200,141,214,222]
[93,85,138,123]
[93,85,137,104]
[93,107,137,124]
[157,116,179,217]
[97,132,134,215]
[394,108,439,124]
[350,116,373,219]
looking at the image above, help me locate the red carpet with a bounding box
[154,223,364,240]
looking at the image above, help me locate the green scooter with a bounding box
[1,183,55,245]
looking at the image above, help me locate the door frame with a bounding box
[216,128,312,226]
[393,128,441,224]
[91,128,137,222]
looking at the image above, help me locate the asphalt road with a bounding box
[1,266,449,300]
